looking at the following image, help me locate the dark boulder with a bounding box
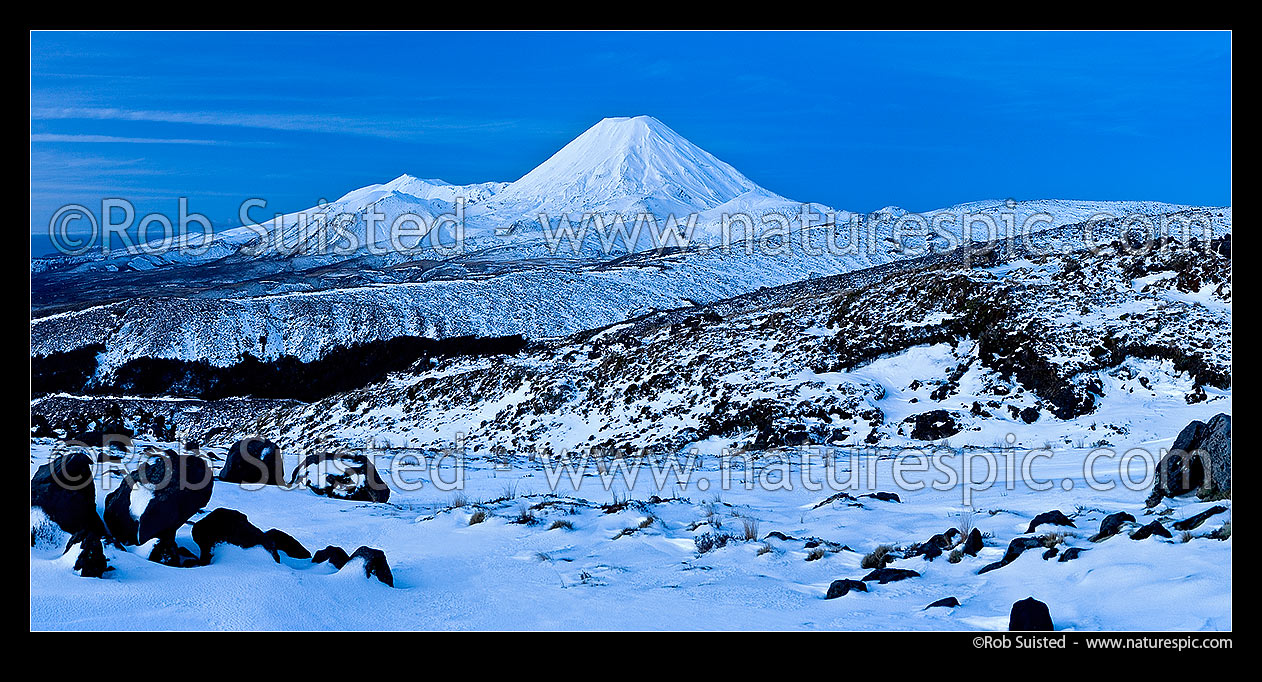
[1149,414,1230,504]
[1002,536,1045,563]
[1058,547,1085,562]
[1130,520,1172,541]
[31,452,104,538]
[928,529,960,548]
[1041,547,1059,560]
[148,536,200,568]
[825,579,868,599]
[346,546,394,587]
[859,492,901,503]
[64,531,108,578]
[290,452,391,503]
[904,410,961,441]
[1172,505,1229,531]
[103,452,214,546]
[220,436,284,486]
[909,529,957,560]
[978,536,1044,574]
[925,596,960,609]
[1026,510,1076,534]
[1091,512,1136,542]
[962,528,984,556]
[861,568,920,584]
[264,529,311,559]
[191,508,278,564]
[313,545,350,569]
[1008,597,1054,631]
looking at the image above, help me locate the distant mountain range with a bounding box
[31,116,1232,391]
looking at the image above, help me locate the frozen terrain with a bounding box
[29,434,1230,631]
[30,116,1231,631]
[30,230,1232,631]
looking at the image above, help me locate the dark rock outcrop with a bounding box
[1058,547,1085,562]
[1091,512,1136,542]
[313,545,350,568]
[264,529,311,559]
[1130,520,1172,541]
[220,437,284,486]
[825,579,868,599]
[925,596,960,609]
[191,508,278,563]
[1150,414,1231,504]
[1172,505,1229,531]
[903,410,961,441]
[978,536,1045,574]
[346,546,394,587]
[1008,597,1054,631]
[290,452,391,503]
[148,536,200,567]
[1026,510,1076,534]
[31,452,104,538]
[962,528,984,556]
[103,452,213,546]
[910,528,959,561]
[64,531,108,578]
[861,567,920,584]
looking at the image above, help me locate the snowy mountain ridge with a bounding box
[34,116,1228,272]
[31,116,1232,384]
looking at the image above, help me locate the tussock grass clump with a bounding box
[450,492,469,509]
[468,509,488,525]
[511,504,538,526]
[756,541,774,557]
[602,492,631,514]
[861,544,895,569]
[549,519,575,531]
[741,517,760,542]
[706,513,724,531]
[948,549,964,564]
[614,515,658,539]
[954,508,977,538]
[805,547,827,562]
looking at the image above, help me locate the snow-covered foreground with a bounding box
[30,434,1230,631]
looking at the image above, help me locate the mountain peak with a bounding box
[588,114,666,132]
[490,116,760,216]
[576,115,686,151]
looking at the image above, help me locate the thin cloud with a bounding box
[31,106,520,140]
[31,133,222,145]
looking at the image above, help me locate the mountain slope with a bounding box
[242,235,1231,454]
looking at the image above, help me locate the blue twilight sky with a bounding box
[30,31,1231,256]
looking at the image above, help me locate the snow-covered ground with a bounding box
[29,115,1231,631]
[30,433,1230,631]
